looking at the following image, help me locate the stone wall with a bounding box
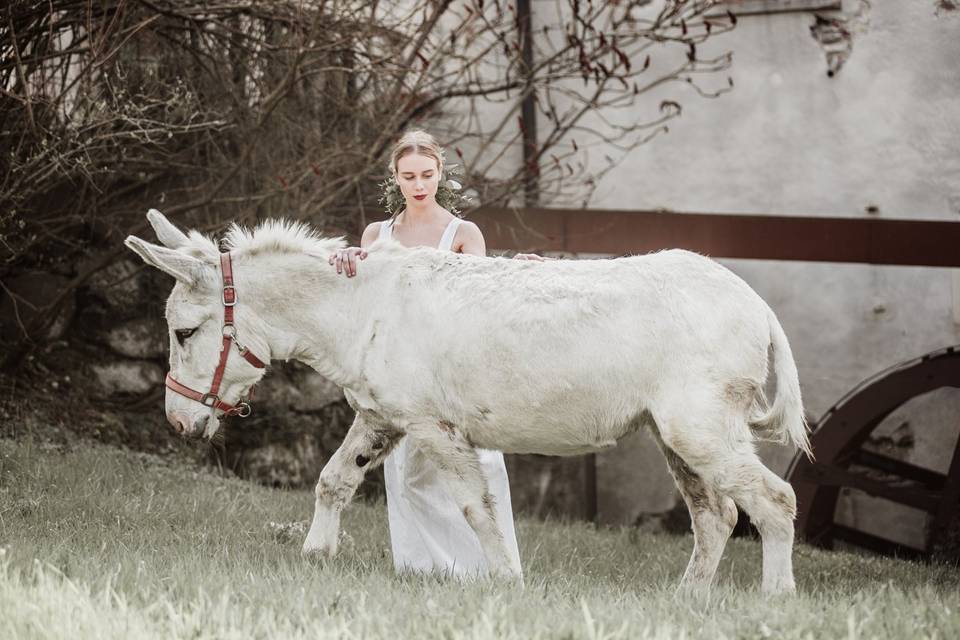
[0,253,355,489]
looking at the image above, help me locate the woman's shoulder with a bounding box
[360,220,389,247]
[455,218,482,237]
[453,218,485,255]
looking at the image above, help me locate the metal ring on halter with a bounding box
[233,402,252,418]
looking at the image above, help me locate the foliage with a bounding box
[2,438,959,639]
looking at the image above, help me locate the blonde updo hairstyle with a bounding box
[389,129,445,178]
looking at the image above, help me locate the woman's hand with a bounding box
[512,253,553,261]
[328,247,367,277]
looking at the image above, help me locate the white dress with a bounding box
[379,217,523,578]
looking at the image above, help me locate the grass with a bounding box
[1,438,958,639]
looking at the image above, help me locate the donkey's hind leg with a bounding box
[661,421,798,595]
[721,458,797,595]
[652,430,738,592]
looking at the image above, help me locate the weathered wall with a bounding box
[593,0,960,219]
[580,0,960,540]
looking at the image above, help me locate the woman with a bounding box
[328,130,539,578]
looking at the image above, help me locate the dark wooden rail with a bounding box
[471,207,960,267]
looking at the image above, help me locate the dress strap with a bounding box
[378,218,394,241]
[437,218,463,252]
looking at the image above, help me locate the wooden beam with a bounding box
[850,450,947,490]
[517,0,538,207]
[794,462,941,513]
[470,207,960,268]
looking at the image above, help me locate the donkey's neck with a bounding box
[237,251,388,389]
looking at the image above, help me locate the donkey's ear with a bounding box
[146,208,190,249]
[125,236,204,286]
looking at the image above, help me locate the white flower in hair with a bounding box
[446,179,462,190]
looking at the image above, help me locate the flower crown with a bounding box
[378,164,473,217]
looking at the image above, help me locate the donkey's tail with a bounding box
[750,309,814,460]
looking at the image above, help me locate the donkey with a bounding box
[126,209,812,594]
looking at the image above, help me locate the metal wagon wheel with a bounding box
[786,345,960,559]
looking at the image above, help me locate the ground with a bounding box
[1,435,958,639]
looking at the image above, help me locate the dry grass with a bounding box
[1,438,958,639]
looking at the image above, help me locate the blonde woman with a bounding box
[328,130,539,578]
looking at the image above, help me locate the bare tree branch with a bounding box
[0,0,734,366]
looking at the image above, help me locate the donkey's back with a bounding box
[367,248,777,455]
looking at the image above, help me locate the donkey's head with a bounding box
[125,210,269,440]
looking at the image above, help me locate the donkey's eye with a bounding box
[174,328,196,346]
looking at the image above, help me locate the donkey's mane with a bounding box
[183,218,346,261]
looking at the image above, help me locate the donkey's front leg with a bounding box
[411,420,522,579]
[302,413,401,557]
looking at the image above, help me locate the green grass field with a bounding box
[1,437,958,639]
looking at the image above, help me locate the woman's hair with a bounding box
[389,130,444,176]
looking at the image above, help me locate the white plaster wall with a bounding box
[575,1,960,528]
[588,0,960,219]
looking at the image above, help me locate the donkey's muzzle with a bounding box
[168,411,208,439]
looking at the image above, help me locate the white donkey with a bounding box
[126,210,812,594]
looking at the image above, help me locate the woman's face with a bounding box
[395,152,441,206]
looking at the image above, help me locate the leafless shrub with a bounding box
[0,0,733,363]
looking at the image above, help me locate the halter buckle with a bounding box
[200,393,219,407]
[222,285,237,306]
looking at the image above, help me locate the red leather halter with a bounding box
[165,252,267,417]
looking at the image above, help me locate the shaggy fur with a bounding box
[126,210,812,594]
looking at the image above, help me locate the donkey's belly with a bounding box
[492,437,619,457]
[464,409,646,457]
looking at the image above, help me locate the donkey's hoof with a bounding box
[301,539,337,559]
[761,579,796,596]
[489,565,524,585]
[674,581,712,599]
